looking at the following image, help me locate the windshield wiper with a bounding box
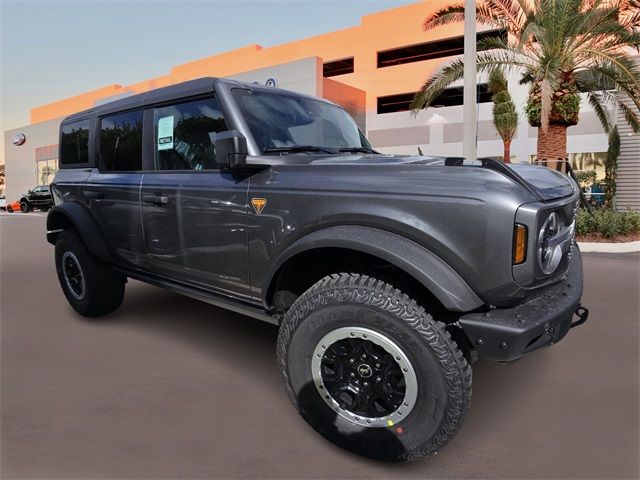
[338,147,378,154]
[263,145,335,155]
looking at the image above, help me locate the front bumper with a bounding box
[459,249,588,362]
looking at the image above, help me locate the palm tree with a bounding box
[410,0,640,165]
[487,68,518,162]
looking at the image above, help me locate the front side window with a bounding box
[99,110,143,171]
[231,89,370,154]
[154,97,227,170]
[60,120,89,165]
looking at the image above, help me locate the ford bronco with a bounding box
[47,77,588,462]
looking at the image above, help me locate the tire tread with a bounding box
[277,272,472,462]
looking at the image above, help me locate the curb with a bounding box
[578,241,640,253]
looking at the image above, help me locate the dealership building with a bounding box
[4,0,639,208]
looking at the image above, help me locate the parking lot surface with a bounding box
[1,214,638,479]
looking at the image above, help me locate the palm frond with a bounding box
[587,91,613,133]
[410,51,532,113]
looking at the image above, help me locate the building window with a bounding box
[377,29,507,68]
[60,120,89,165]
[377,84,491,114]
[99,110,143,171]
[154,96,227,170]
[35,144,59,185]
[36,159,58,186]
[323,58,354,77]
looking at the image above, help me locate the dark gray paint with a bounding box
[49,76,581,320]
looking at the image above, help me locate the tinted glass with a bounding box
[154,97,227,170]
[99,110,143,171]
[232,89,368,153]
[60,120,89,165]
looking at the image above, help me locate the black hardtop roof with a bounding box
[61,76,336,124]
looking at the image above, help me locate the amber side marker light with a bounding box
[513,224,528,265]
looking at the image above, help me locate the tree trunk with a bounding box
[503,139,511,163]
[537,123,568,170]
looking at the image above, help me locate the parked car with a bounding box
[0,195,6,211]
[5,200,21,213]
[47,77,588,462]
[19,185,53,212]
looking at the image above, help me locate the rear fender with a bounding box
[46,203,112,262]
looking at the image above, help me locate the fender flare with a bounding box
[46,203,112,262]
[264,225,483,312]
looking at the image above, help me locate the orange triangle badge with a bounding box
[251,198,267,215]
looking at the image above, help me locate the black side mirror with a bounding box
[213,130,248,168]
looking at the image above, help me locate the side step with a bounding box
[115,267,279,325]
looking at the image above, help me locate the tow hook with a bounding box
[570,306,589,329]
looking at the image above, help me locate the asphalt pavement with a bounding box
[1,213,638,479]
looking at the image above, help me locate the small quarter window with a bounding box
[60,120,89,165]
[99,110,143,171]
[153,97,227,171]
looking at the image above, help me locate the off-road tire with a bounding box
[277,273,472,462]
[55,230,125,317]
[20,202,31,213]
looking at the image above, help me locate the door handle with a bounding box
[143,194,169,206]
[83,190,104,199]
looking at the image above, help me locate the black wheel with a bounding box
[6,206,13,213]
[277,273,472,462]
[54,230,126,317]
[20,202,31,213]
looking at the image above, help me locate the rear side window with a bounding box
[60,120,90,165]
[99,110,143,171]
[153,97,227,170]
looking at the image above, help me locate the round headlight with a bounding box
[538,212,562,274]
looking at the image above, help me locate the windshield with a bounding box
[232,88,371,154]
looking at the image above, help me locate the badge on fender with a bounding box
[251,198,267,215]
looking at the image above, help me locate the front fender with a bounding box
[263,225,483,312]
[46,203,112,262]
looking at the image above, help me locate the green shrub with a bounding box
[575,208,640,238]
[575,170,597,186]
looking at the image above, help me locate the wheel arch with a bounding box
[46,203,112,262]
[264,225,483,313]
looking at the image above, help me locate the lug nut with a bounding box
[375,363,380,368]
[349,358,354,364]
[376,376,381,382]
[350,372,355,377]
[363,382,368,386]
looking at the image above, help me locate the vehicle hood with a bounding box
[303,154,577,201]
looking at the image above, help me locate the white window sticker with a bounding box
[157,116,174,150]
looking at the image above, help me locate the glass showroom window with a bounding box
[36,159,58,186]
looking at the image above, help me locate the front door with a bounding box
[140,96,251,300]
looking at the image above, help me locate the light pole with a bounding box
[463,0,477,160]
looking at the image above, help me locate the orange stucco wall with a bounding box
[30,0,466,124]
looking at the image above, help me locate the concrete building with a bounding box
[3,0,638,208]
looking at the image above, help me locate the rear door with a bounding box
[87,109,146,267]
[140,95,252,300]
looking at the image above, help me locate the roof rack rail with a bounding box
[444,157,545,202]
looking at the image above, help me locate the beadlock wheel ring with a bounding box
[311,326,418,428]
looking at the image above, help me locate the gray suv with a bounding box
[47,77,587,462]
